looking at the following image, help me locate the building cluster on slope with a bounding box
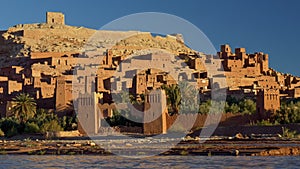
[0,12,300,134]
[217,44,300,117]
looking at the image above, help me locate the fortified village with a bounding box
[0,12,300,135]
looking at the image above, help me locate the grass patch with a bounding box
[180,150,189,155]
[67,151,76,155]
[0,149,7,155]
[282,127,298,139]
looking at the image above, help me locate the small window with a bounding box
[52,18,55,23]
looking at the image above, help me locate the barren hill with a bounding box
[0,22,192,68]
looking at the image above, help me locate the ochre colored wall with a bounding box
[46,12,65,25]
[163,113,260,133]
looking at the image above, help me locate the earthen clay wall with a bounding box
[143,115,165,135]
[8,80,22,94]
[31,52,79,59]
[23,29,93,41]
[46,12,65,25]
[165,113,260,132]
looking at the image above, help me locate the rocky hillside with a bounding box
[0,23,193,68]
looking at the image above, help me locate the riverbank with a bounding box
[0,136,299,156]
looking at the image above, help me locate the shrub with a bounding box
[282,127,298,139]
[106,110,127,126]
[61,115,77,131]
[40,120,63,133]
[0,129,4,137]
[31,109,59,127]
[225,102,240,114]
[6,126,19,137]
[0,117,20,137]
[198,100,211,114]
[255,119,279,126]
[24,122,40,133]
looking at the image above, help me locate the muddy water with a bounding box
[0,155,299,168]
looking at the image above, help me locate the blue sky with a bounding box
[1,0,299,76]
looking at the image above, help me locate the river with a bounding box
[0,155,299,168]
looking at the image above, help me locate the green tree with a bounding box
[225,102,240,114]
[11,93,36,123]
[162,84,181,115]
[239,99,256,115]
[179,81,199,114]
[61,115,77,131]
[274,101,300,124]
[198,100,211,114]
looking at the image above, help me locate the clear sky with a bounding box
[1,0,299,76]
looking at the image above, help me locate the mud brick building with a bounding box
[0,12,300,134]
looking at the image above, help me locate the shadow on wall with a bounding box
[165,113,260,132]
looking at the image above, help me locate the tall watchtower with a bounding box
[46,12,65,25]
[256,88,280,119]
[143,89,168,135]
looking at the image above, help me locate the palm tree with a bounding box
[179,81,198,113]
[11,93,36,123]
[162,84,181,115]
